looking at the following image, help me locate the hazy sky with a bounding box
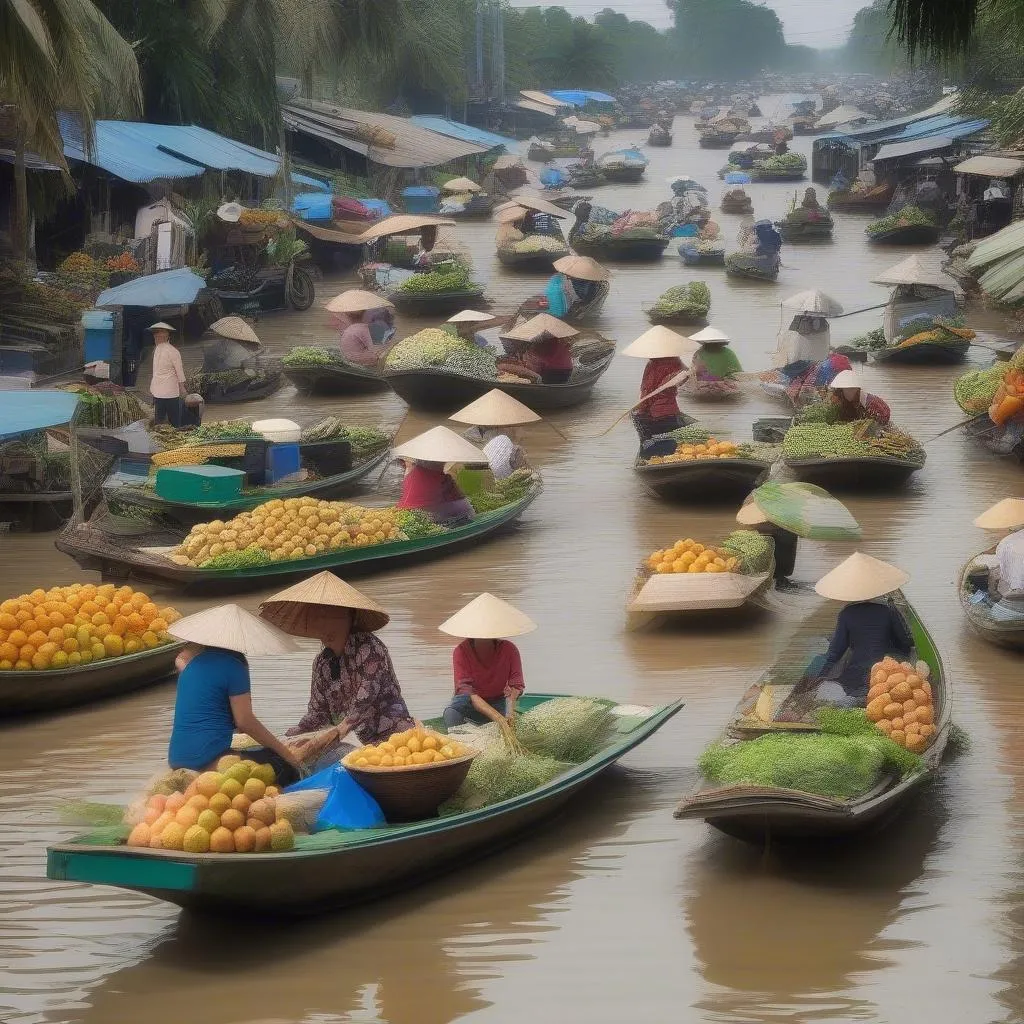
[508,0,868,49]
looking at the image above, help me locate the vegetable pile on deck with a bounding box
[750,153,807,178]
[468,468,537,514]
[0,584,180,671]
[783,420,925,462]
[282,346,346,368]
[865,205,935,237]
[504,235,569,255]
[384,328,498,379]
[649,282,711,322]
[57,383,147,428]
[396,265,476,294]
[954,364,1006,414]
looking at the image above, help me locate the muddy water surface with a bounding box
[2,97,1024,1024]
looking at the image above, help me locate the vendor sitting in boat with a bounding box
[736,501,799,585]
[826,370,891,425]
[622,325,694,440]
[699,216,722,241]
[326,290,397,368]
[439,593,536,728]
[450,388,540,480]
[813,553,913,707]
[414,225,439,269]
[544,255,610,319]
[690,327,742,382]
[973,498,1024,601]
[393,426,485,526]
[259,572,415,771]
[166,604,304,783]
[500,313,578,385]
[445,309,497,348]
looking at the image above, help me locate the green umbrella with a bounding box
[739,482,861,541]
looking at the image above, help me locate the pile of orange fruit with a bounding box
[0,584,181,671]
[343,725,471,770]
[646,439,741,465]
[865,657,936,754]
[646,538,740,575]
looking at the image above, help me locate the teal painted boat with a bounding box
[56,488,541,593]
[46,695,683,915]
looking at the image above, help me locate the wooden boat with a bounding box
[601,165,646,183]
[698,132,739,149]
[680,243,726,267]
[626,565,772,630]
[385,350,615,413]
[648,127,673,147]
[751,168,807,183]
[634,453,773,502]
[778,217,834,242]
[725,252,780,281]
[0,489,74,532]
[56,489,540,593]
[784,454,924,489]
[46,694,683,915]
[515,281,610,324]
[675,599,948,841]
[387,287,486,316]
[105,449,391,528]
[827,186,893,212]
[959,548,1024,650]
[0,643,184,717]
[866,224,940,246]
[192,369,285,405]
[570,231,669,262]
[495,244,570,273]
[720,195,753,215]
[872,338,970,366]
[282,360,388,396]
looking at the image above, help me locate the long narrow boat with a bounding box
[0,644,184,717]
[959,547,1024,650]
[634,453,773,501]
[46,694,683,915]
[105,449,391,528]
[569,232,670,262]
[56,488,540,593]
[282,361,389,396]
[784,454,924,489]
[495,245,570,273]
[866,224,939,246]
[0,489,75,532]
[515,282,610,324]
[872,338,970,366]
[387,287,487,316]
[385,351,615,413]
[675,600,948,840]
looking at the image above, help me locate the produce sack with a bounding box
[283,763,385,831]
[989,367,1024,426]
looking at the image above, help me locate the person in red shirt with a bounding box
[501,314,578,384]
[437,593,536,728]
[396,459,474,525]
[635,355,685,439]
[522,335,574,384]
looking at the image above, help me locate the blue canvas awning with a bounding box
[0,392,80,439]
[409,116,514,151]
[97,268,207,308]
[547,90,616,106]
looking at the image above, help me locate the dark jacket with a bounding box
[820,601,913,700]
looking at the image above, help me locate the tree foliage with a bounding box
[670,0,788,79]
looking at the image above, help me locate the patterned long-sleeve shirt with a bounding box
[288,634,414,744]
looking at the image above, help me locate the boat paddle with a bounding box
[590,368,693,438]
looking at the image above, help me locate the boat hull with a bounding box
[282,364,388,395]
[600,167,645,183]
[495,248,568,273]
[571,236,669,262]
[867,225,939,246]
[959,554,1024,650]
[635,458,771,501]
[784,456,922,489]
[872,340,970,365]
[388,288,486,316]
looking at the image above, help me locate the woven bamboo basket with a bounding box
[346,753,476,821]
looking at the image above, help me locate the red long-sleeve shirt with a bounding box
[637,357,683,420]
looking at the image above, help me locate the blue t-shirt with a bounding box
[168,648,251,770]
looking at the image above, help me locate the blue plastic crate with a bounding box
[265,443,301,483]
[154,465,245,503]
[82,309,116,363]
[402,186,440,214]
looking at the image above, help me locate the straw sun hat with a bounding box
[439,593,537,639]
[689,326,729,346]
[449,389,541,427]
[622,326,699,360]
[814,552,909,603]
[551,254,610,282]
[210,316,260,345]
[735,500,769,526]
[325,289,394,314]
[391,425,488,465]
[148,322,175,332]
[259,571,390,634]
[443,176,481,193]
[829,369,862,390]
[447,309,495,324]
[496,205,529,225]
[168,604,300,657]
[974,497,1024,530]
[502,313,578,343]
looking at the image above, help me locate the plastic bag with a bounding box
[283,763,385,831]
[274,789,330,833]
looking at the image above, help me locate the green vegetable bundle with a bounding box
[844,328,887,352]
[752,153,807,175]
[439,743,570,814]
[395,508,446,539]
[282,346,344,368]
[507,235,569,255]
[514,697,614,763]
[954,364,1005,414]
[385,328,497,379]
[153,419,259,449]
[783,420,925,463]
[651,282,711,319]
[865,205,935,236]
[201,544,273,570]
[721,530,773,574]
[699,708,922,800]
[299,418,389,454]
[469,468,535,513]
[397,266,472,293]
[668,425,712,444]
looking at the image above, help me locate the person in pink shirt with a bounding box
[437,593,536,728]
[147,322,187,426]
[338,314,380,367]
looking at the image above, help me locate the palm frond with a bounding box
[887,0,979,57]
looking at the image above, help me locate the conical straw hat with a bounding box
[438,593,537,639]
[148,322,176,332]
[814,552,909,602]
[495,205,528,224]
[259,571,390,634]
[443,176,481,193]
[358,214,456,242]
[502,313,578,343]
[551,254,610,281]
[325,289,394,314]
[622,326,699,360]
[168,604,300,656]
[217,202,242,223]
[736,501,769,525]
[974,497,1024,530]
[689,326,729,345]
[828,369,862,390]
[391,425,488,465]
[447,309,496,324]
[449,389,542,427]
[780,290,844,316]
[501,193,570,219]
[210,316,260,345]
[871,254,955,292]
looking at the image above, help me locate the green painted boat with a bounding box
[104,449,391,528]
[55,488,541,593]
[675,600,948,841]
[46,694,683,915]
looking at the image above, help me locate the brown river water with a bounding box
[3,96,1024,1024]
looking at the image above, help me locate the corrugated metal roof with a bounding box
[60,114,204,181]
[284,101,487,169]
[515,100,559,117]
[955,155,1024,178]
[818,92,960,143]
[409,116,513,151]
[873,136,954,162]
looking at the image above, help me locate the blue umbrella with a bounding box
[96,268,207,308]
[0,391,80,440]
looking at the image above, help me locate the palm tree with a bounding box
[888,0,983,57]
[1,0,140,262]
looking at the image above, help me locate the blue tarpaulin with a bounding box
[409,116,514,151]
[0,392,80,440]
[96,268,207,308]
[547,90,616,106]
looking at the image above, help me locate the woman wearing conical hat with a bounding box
[393,426,485,526]
[813,553,913,707]
[259,572,414,769]
[449,389,540,480]
[438,594,536,728]
[621,326,695,442]
[825,370,891,426]
[973,498,1024,601]
[325,290,395,367]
